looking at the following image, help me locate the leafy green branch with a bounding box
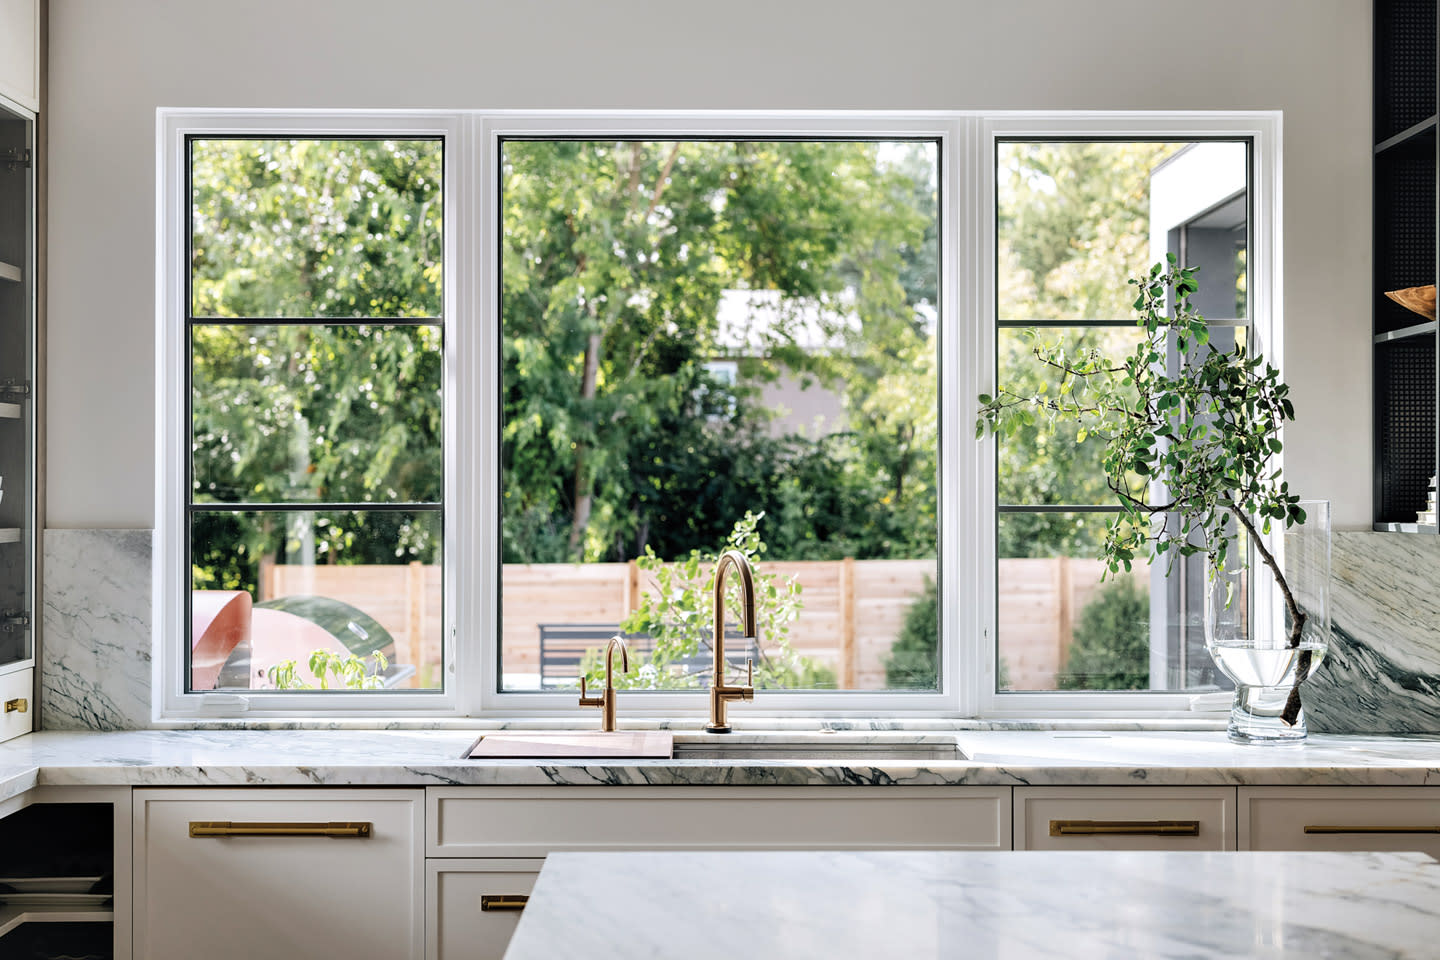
[977,257,1312,722]
[267,650,389,690]
[580,511,832,690]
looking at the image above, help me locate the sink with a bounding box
[670,735,967,762]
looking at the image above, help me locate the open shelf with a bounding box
[1375,320,1438,343]
[1374,520,1439,534]
[0,903,114,938]
[1377,114,1438,154]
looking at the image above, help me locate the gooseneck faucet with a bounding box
[706,549,756,733]
[578,635,630,732]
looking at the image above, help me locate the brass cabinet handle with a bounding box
[481,895,529,912]
[4,698,26,714]
[189,821,372,838]
[1304,824,1440,835]
[1050,819,1200,837]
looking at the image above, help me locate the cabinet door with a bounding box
[426,859,542,960]
[1241,787,1440,855]
[134,788,423,960]
[1014,786,1235,850]
[0,667,31,742]
[0,0,38,111]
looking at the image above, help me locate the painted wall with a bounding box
[45,0,1371,529]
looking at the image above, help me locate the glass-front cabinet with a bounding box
[0,95,35,731]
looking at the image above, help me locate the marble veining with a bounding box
[1306,531,1440,734]
[41,529,152,731]
[504,850,1440,960]
[0,729,1438,807]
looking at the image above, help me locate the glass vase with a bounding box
[1204,501,1330,744]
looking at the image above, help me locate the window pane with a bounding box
[190,138,443,318]
[190,509,442,692]
[997,327,1144,507]
[499,139,940,692]
[998,141,1247,322]
[998,511,1235,693]
[191,324,442,503]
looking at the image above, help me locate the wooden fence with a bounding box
[262,557,1136,690]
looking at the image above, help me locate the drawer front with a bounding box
[426,859,542,960]
[428,787,1010,856]
[1241,787,1440,855]
[1015,787,1235,850]
[135,788,423,960]
[0,667,31,743]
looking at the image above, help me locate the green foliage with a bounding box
[884,577,938,690]
[585,512,833,690]
[978,259,1309,644]
[267,650,389,690]
[189,139,445,594]
[1057,578,1150,690]
[500,140,939,565]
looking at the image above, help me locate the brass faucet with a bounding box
[706,549,756,733]
[578,635,630,732]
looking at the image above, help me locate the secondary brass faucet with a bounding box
[706,549,756,734]
[578,635,630,732]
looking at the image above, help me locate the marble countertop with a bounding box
[0,728,1437,803]
[503,849,1440,959]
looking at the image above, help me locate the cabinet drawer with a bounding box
[0,668,31,744]
[428,786,1010,857]
[1015,787,1235,850]
[1241,787,1440,855]
[426,859,542,960]
[135,788,423,960]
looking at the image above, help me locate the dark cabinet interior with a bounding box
[1374,0,1440,531]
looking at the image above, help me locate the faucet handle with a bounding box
[578,677,603,708]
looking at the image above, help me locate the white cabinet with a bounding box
[1240,787,1440,856]
[0,0,37,111]
[1014,787,1236,850]
[0,667,31,742]
[428,786,1011,857]
[133,788,424,960]
[426,859,542,960]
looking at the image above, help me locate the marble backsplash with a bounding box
[1304,531,1440,734]
[41,529,152,730]
[31,527,1440,733]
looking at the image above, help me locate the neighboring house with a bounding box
[709,288,935,439]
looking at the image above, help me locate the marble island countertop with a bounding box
[503,849,1440,959]
[0,728,1436,803]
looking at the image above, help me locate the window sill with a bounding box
[148,714,1228,733]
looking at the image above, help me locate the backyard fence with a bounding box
[260,557,1135,690]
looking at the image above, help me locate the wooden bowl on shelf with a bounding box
[1384,284,1437,321]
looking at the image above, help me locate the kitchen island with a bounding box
[503,849,1440,958]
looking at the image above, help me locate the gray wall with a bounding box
[45,0,1372,531]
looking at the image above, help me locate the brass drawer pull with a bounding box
[1050,819,1200,837]
[1304,824,1440,835]
[189,821,373,838]
[4,698,25,714]
[481,895,529,912]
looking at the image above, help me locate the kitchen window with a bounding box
[157,111,1277,718]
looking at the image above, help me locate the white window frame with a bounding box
[974,112,1282,719]
[155,110,468,719]
[155,109,1279,721]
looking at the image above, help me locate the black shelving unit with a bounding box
[1374,0,1440,533]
